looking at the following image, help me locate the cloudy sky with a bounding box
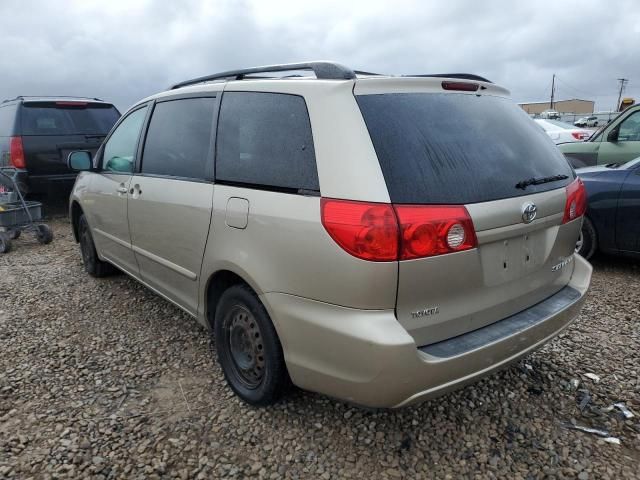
[1,0,638,112]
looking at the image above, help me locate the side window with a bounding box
[0,105,16,134]
[102,106,148,173]
[618,112,640,142]
[141,97,215,179]
[216,92,319,191]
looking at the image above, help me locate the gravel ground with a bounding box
[0,218,639,479]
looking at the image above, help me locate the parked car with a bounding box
[575,157,640,259]
[540,109,561,119]
[0,96,120,196]
[67,61,591,408]
[574,115,599,127]
[534,119,590,144]
[560,104,640,167]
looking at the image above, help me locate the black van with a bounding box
[0,96,120,196]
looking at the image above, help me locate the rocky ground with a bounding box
[0,218,638,479]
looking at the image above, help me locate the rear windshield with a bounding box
[357,93,574,204]
[20,103,120,136]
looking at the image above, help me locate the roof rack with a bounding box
[2,95,105,104]
[403,73,492,83]
[170,61,357,89]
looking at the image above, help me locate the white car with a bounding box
[574,116,599,127]
[540,109,561,119]
[535,119,591,144]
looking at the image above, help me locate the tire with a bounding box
[214,284,289,406]
[35,224,53,244]
[576,217,597,260]
[7,229,20,240]
[0,232,12,254]
[78,214,115,277]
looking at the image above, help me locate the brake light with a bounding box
[571,131,588,140]
[55,101,88,106]
[9,136,26,168]
[394,205,477,259]
[321,199,477,261]
[441,81,479,92]
[562,178,587,223]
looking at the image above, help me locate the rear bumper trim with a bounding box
[418,286,581,358]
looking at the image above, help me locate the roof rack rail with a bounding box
[403,73,492,83]
[170,61,357,89]
[2,95,105,103]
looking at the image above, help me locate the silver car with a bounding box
[68,62,592,408]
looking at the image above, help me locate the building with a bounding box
[518,99,594,115]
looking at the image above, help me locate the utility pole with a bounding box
[550,74,555,110]
[616,78,628,111]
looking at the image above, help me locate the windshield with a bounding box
[357,93,574,204]
[21,103,120,136]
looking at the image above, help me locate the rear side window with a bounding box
[141,98,215,179]
[0,105,17,134]
[357,93,574,204]
[20,103,120,136]
[216,92,319,192]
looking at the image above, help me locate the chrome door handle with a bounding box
[116,186,128,194]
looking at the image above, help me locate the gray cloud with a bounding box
[1,0,638,112]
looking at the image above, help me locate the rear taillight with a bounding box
[571,131,588,140]
[321,199,477,261]
[9,136,26,169]
[321,199,398,261]
[394,205,477,259]
[562,178,587,223]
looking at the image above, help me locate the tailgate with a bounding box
[22,135,104,175]
[395,188,580,345]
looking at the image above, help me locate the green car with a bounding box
[560,104,640,167]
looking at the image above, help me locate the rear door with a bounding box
[357,90,578,346]
[84,105,149,276]
[615,164,640,253]
[19,101,120,176]
[127,96,217,315]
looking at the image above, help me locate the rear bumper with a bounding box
[26,173,77,195]
[262,254,592,408]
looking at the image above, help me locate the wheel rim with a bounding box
[575,230,584,253]
[224,305,265,389]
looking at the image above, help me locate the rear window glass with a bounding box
[216,92,319,192]
[357,93,574,204]
[20,103,120,136]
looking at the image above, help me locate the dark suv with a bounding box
[0,96,120,196]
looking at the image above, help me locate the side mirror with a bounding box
[607,128,619,142]
[68,151,92,171]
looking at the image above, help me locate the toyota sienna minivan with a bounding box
[67,62,592,408]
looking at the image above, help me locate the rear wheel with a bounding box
[214,284,289,406]
[0,232,12,254]
[7,229,20,240]
[78,214,115,277]
[576,217,597,260]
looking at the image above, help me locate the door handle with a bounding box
[116,186,128,194]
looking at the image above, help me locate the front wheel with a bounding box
[78,214,115,277]
[576,217,597,260]
[0,232,12,254]
[214,284,290,406]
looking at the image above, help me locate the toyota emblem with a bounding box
[522,203,537,224]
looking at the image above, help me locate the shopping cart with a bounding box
[0,167,53,254]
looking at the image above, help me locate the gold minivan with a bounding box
[68,62,591,408]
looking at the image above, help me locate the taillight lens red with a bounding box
[321,199,477,261]
[571,131,588,140]
[394,205,477,259]
[321,199,398,261]
[563,178,587,223]
[9,136,26,169]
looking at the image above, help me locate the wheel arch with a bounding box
[204,268,263,330]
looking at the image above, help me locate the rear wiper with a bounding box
[515,174,569,190]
